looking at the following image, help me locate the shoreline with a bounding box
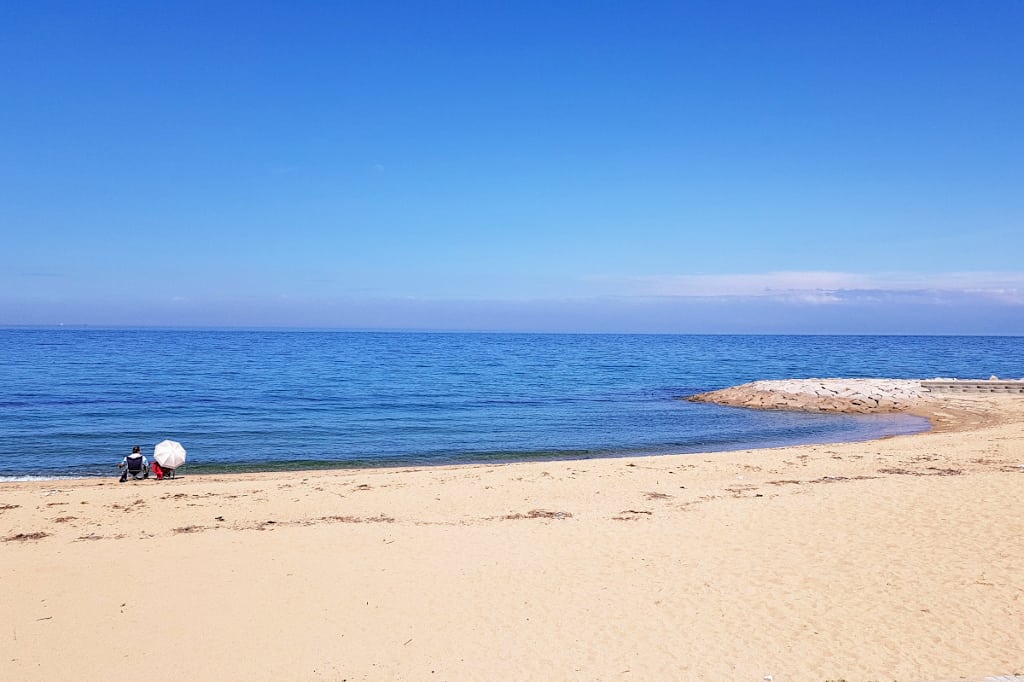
[3,389,1022,680]
[5,379,946,482]
[0,410,932,483]
[0,396,971,489]
[0,409,931,483]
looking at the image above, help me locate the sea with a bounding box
[1,330,1021,480]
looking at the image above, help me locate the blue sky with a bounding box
[2,1,1022,332]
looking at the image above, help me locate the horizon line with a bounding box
[1,324,1021,338]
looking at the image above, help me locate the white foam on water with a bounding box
[0,475,78,483]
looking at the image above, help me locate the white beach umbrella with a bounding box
[153,439,187,469]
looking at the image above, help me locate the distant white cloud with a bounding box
[611,271,1024,305]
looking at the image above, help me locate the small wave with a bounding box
[0,475,78,483]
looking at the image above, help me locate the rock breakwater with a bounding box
[686,379,934,414]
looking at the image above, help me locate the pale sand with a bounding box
[2,394,1023,681]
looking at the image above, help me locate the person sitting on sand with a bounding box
[151,460,175,480]
[118,445,149,482]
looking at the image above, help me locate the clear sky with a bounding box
[2,1,1022,333]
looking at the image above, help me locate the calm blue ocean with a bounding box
[1,330,1020,479]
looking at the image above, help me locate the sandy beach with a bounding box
[2,391,1022,681]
